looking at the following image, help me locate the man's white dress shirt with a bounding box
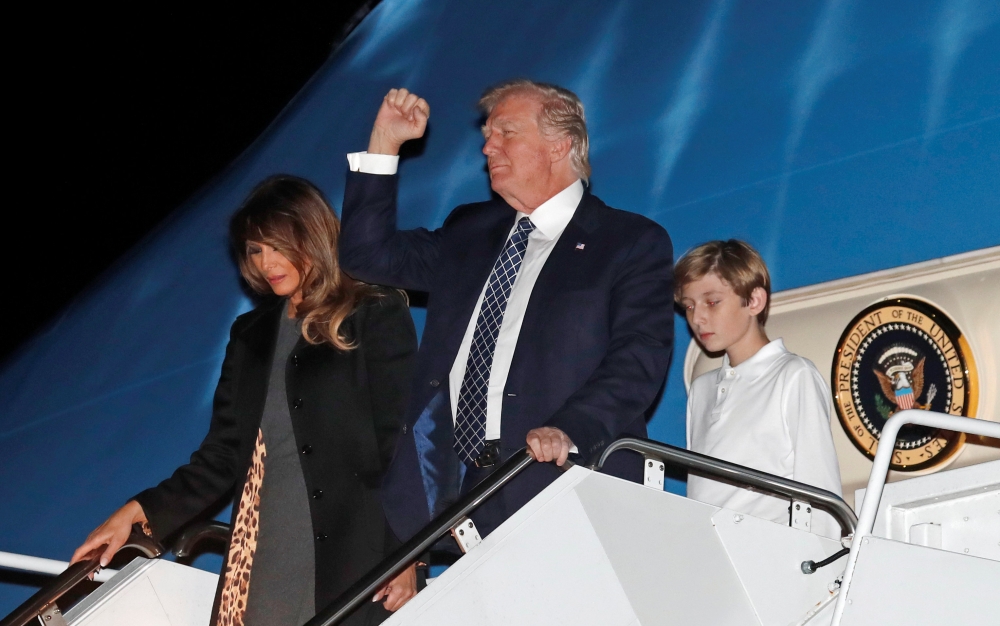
[348,152,582,442]
[686,338,843,539]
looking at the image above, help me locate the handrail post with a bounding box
[830,410,1000,626]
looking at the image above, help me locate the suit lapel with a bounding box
[506,193,601,373]
[526,192,601,297]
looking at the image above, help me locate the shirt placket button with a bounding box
[718,369,736,402]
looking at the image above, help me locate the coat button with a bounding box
[300,445,312,455]
[293,398,303,409]
[293,355,300,367]
[429,379,440,387]
[312,489,323,499]
[402,424,408,435]
[315,532,327,542]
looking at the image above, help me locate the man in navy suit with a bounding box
[340,80,673,606]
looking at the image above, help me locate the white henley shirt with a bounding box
[686,338,843,539]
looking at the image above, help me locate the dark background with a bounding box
[6,2,374,363]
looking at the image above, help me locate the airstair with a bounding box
[3,410,997,626]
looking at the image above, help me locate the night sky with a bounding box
[7,2,373,362]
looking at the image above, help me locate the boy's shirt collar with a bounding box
[717,338,788,383]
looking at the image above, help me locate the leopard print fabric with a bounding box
[216,428,266,626]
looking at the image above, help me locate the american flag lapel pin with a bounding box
[575,242,586,250]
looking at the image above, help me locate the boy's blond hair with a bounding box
[674,239,772,325]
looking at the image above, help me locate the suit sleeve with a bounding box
[361,291,419,471]
[544,224,675,462]
[132,323,246,542]
[340,171,444,292]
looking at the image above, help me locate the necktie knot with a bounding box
[511,217,535,245]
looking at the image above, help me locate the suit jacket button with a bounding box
[312,489,323,499]
[292,354,300,367]
[315,532,327,541]
[300,445,312,455]
[429,379,440,387]
[402,424,408,435]
[293,398,303,409]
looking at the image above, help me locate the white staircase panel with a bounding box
[856,459,1000,560]
[573,474,758,625]
[385,467,639,626]
[388,467,767,626]
[64,557,217,626]
[793,591,837,626]
[838,536,1000,626]
[72,576,172,626]
[710,508,843,625]
[890,484,1000,560]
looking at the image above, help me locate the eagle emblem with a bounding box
[833,298,974,471]
[873,344,937,418]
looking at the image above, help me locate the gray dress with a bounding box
[243,306,316,626]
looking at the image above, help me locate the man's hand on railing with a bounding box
[71,500,148,568]
[525,427,574,467]
[371,562,417,611]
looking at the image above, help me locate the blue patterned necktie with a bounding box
[454,216,536,464]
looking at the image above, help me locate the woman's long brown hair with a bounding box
[230,175,377,350]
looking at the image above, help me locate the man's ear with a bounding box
[747,286,768,316]
[549,134,572,163]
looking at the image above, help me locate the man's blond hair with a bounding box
[478,79,591,184]
[674,239,772,325]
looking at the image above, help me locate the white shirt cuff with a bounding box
[570,445,579,455]
[346,151,399,175]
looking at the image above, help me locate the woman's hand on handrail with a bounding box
[71,500,148,568]
[371,562,417,612]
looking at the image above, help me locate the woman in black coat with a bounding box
[72,175,418,626]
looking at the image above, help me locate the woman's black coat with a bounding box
[133,290,417,622]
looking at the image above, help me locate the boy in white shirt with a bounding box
[675,240,843,538]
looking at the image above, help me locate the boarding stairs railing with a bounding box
[595,437,858,537]
[830,409,1000,626]
[306,437,858,626]
[0,522,229,626]
[6,413,993,625]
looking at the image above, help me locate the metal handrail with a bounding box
[0,531,162,626]
[0,551,117,583]
[304,449,535,626]
[119,534,163,560]
[831,411,1000,626]
[595,437,858,536]
[172,521,231,559]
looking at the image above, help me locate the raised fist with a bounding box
[368,88,430,155]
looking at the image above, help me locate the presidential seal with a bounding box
[832,298,978,472]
